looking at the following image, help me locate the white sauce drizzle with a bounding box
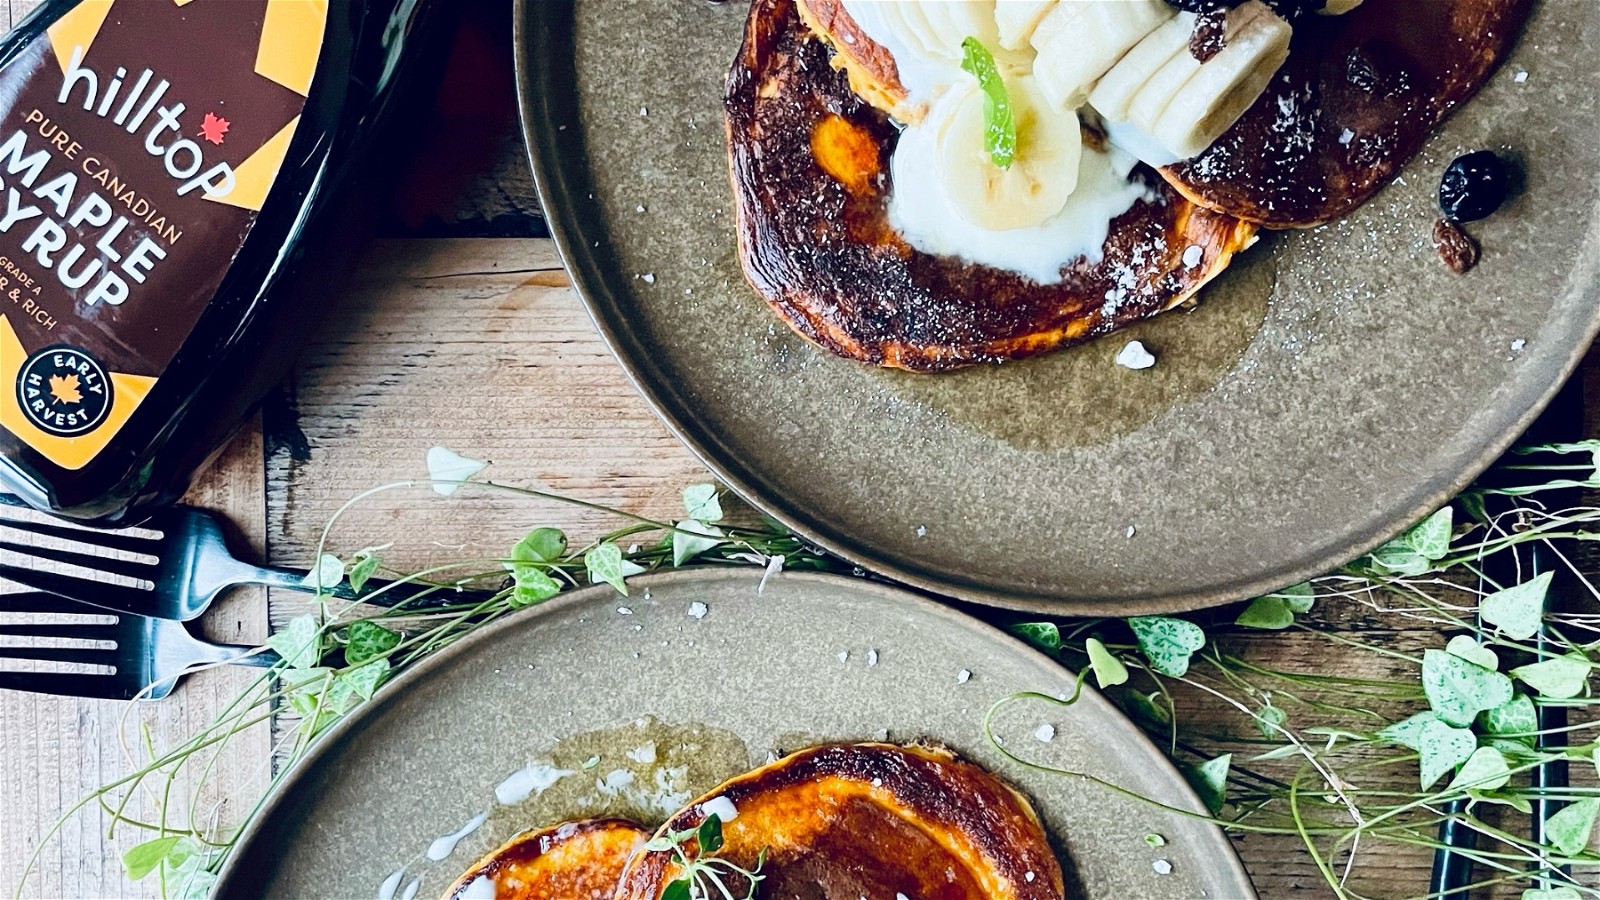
[459,875,495,900]
[426,811,488,862]
[699,795,740,823]
[376,868,406,900]
[493,761,576,806]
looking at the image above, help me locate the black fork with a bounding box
[0,591,276,700]
[0,495,485,620]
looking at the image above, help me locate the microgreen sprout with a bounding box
[644,814,767,900]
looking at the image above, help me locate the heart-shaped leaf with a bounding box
[1480,694,1537,746]
[1445,636,1499,671]
[515,527,567,564]
[1183,753,1231,815]
[672,520,725,566]
[585,542,628,596]
[1546,798,1600,856]
[682,484,722,522]
[1379,711,1439,750]
[1235,596,1295,630]
[1275,583,1316,613]
[1480,571,1552,641]
[1422,648,1513,727]
[1405,507,1454,560]
[1521,888,1582,900]
[1417,717,1478,789]
[426,446,487,495]
[344,621,400,666]
[1085,637,1128,688]
[1010,622,1061,652]
[1128,616,1206,677]
[1511,654,1592,700]
[1448,746,1510,792]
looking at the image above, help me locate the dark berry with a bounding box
[1438,150,1511,222]
[1163,0,1247,12]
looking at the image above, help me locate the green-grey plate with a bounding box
[213,570,1253,899]
[515,1,1600,614]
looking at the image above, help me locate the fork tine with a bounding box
[0,562,153,616]
[0,644,114,666]
[0,670,132,700]
[0,515,157,556]
[0,538,156,581]
[0,620,117,641]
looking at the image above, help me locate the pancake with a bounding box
[441,818,647,900]
[1161,0,1533,228]
[614,743,1066,899]
[795,0,923,123]
[726,0,1257,372]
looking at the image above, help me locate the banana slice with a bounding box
[1125,1,1267,132]
[936,75,1083,230]
[1151,7,1292,158]
[1319,0,1365,13]
[994,0,1056,51]
[1087,12,1195,122]
[1031,0,1174,111]
[904,1,1003,61]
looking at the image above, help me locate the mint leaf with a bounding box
[1480,571,1551,641]
[268,615,321,670]
[672,520,725,566]
[1511,654,1591,700]
[682,484,722,523]
[123,836,185,881]
[1546,798,1600,856]
[1085,637,1128,688]
[697,813,724,853]
[1421,648,1513,727]
[344,620,400,666]
[1010,622,1060,652]
[1405,507,1453,560]
[1445,635,1499,671]
[959,37,1016,169]
[516,527,567,564]
[1416,718,1478,789]
[1128,616,1206,677]
[1183,753,1231,815]
[1235,595,1295,630]
[586,542,628,595]
[1447,746,1509,792]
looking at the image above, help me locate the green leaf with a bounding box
[1458,491,1490,524]
[347,552,381,593]
[697,813,724,854]
[1235,595,1295,630]
[1421,648,1513,727]
[1447,746,1509,792]
[1405,507,1453,560]
[1128,616,1206,677]
[1275,583,1315,613]
[1257,702,1288,739]
[338,659,390,701]
[1415,717,1478,790]
[1084,637,1128,688]
[1545,798,1600,856]
[1009,622,1060,652]
[344,621,400,666]
[661,880,692,900]
[268,615,321,670]
[672,520,726,566]
[958,37,1016,169]
[1445,635,1499,671]
[426,446,487,495]
[1183,754,1231,816]
[169,853,216,900]
[586,542,628,595]
[682,484,722,523]
[1480,572,1552,641]
[1511,654,1592,700]
[123,836,184,881]
[1480,694,1537,746]
[516,527,567,564]
[1125,690,1171,727]
[1379,711,1439,750]
[298,553,345,592]
[510,566,561,608]
[1521,888,1582,900]
[1469,790,1532,814]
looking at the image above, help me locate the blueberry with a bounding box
[1438,150,1511,222]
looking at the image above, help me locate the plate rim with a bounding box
[212,568,1255,899]
[510,0,1598,616]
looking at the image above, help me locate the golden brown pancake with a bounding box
[1161,0,1533,228]
[615,743,1066,899]
[726,0,1257,372]
[795,0,922,123]
[441,818,647,900]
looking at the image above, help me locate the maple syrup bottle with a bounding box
[0,0,438,524]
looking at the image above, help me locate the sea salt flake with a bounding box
[617,606,633,615]
[639,106,648,116]
[1034,723,1055,743]
[1511,338,1526,352]
[1153,859,1174,875]
[1338,128,1355,146]
[1181,245,1203,268]
[956,669,972,684]
[866,649,880,667]
[838,650,850,663]
[687,601,708,619]
[1025,871,1036,883]
[1115,340,1157,370]
[915,525,927,537]
[1127,525,1136,538]
[1514,70,1528,83]
[641,273,656,284]
[635,205,646,213]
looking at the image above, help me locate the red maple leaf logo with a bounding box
[199,112,229,145]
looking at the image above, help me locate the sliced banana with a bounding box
[1031,0,1174,111]
[1319,0,1365,13]
[1125,1,1265,132]
[1151,7,1292,158]
[994,0,1056,51]
[1087,12,1195,122]
[935,75,1083,230]
[909,1,1004,60]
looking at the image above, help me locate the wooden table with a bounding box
[0,3,1593,898]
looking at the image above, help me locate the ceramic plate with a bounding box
[213,570,1253,899]
[514,0,1600,614]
